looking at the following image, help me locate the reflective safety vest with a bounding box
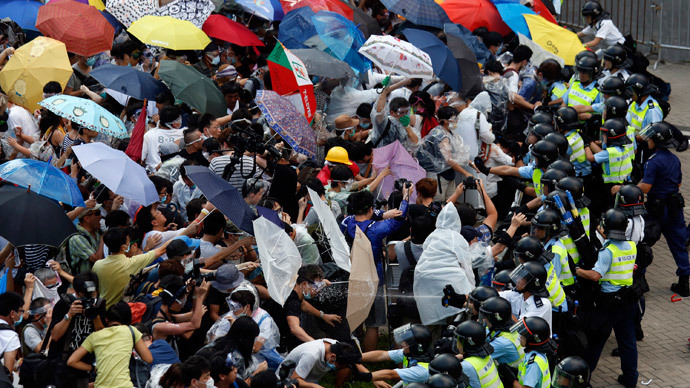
[465,356,504,388]
[532,168,544,197]
[546,244,567,307]
[560,207,590,265]
[580,207,591,237]
[600,242,637,287]
[518,352,551,388]
[628,99,658,133]
[602,146,633,184]
[566,130,586,163]
[402,356,429,370]
[566,81,600,107]
[550,82,568,100]
[557,236,575,286]
[490,330,525,368]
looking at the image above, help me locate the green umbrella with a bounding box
[158,60,226,117]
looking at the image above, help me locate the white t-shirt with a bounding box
[280,339,337,383]
[519,295,553,335]
[143,230,182,260]
[581,19,625,50]
[0,318,20,357]
[3,106,39,158]
[199,239,221,260]
[141,126,184,172]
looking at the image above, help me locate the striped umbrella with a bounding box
[381,0,451,30]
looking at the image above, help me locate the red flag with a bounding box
[125,100,147,163]
[533,0,557,24]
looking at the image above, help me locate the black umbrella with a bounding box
[0,185,77,247]
[445,33,484,96]
[184,166,255,235]
[291,49,356,79]
[349,5,380,39]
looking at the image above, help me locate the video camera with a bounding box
[222,121,281,181]
[276,360,298,388]
[192,248,216,285]
[394,178,413,192]
[60,281,104,320]
[463,176,478,190]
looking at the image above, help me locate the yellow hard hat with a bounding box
[325,146,352,165]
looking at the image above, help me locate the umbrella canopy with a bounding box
[492,0,535,38]
[39,95,128,139]
[128,15,210,50]
[0,0,43,31]
[444,23,491,65]
[277,6,317,50]
[0,37,72,111]
[0,159,85,207]
[100,10,125,33]
[281,0,353,20]
[202,14,264,47]
[89,64,168,100]
[346,226,378,331]
[72,142,159,205]
[349,5,379,39]
[307,187,350,272]
[69,0,106,11]
[440,0,510,36]
[155,0,214,29]
[267,43,316,123]
[254,216,302,306]
[125,100,148,163]
[381,0,451,30]
[0,185,77,247]
[236,0,284,21]
[312,10,371,75]
[372,140,426,203]
[184,166,255,235]
[444,31,483,95]
[532,0,557,24]
[403,28,461,92]
[291,49,355,78]
[524,13,585,66]
[254,90,317,158]
[158,60,226,117]
[105,0,157,27]
[518,32,564,67]
[358,35,434,79]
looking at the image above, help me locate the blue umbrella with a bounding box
[381,0,451,30]
[444,23,492,65]
[184,166,255,235]
[311,11,371,75]
[100,10,124,34]
[236,0,284,21]
[492,0,536,39]
[90,64,168,100]
[0,159,85,207]
[39,95,128,139]
[0,0,42,31]
[402,28,461,92]
[277,6,317,50]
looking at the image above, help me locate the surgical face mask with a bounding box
[359,121,371,129]
[205,377,215,388]
[230,56,237,65]
[302,284,312,299]
[13,311,23,326]
[208,54,220,66]
[184,260,193,273]
[202,151,210,160]
[160,195,167,203]
[86,57,96,66]
[326,362,337,371]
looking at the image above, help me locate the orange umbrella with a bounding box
[36,0,114,56]
[440,0,510,36]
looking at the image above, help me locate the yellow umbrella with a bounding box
[0,37,72,111]
[524,13,586,66]
[128,15,211,50]
[88,0,106,11]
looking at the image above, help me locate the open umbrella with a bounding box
[281,0,353,20]
[236,0,284,21]
[291,49,355,78]
[307,187,350,272]
[100,10,125,33]
[184,166,255,234]
[69,0,106,11]
[492,0,535,38]
[254,216,302,306]
[277,6,317,50]
[0,37,72,111]
[0,159,85,207]
[0,0,43,31]
[524,13,585,66]
[0,185,77,247]
[372,140,426,203]
[90,64,167,100]
[403,28,461,91]
[72,142,159,205]
[267,43,316,123]
[358,35,434,79]
[158,60,226,117]
[444,23,491,65]
[202,14,264,47]
[155,0,215,28]
[128,15,211,50]
[440,0,510,36]
[39,95,128,139]
[444,31,483,95]
[312,10,371,75]
[381,0,451,30]
[532,0,557,24]
[105,0,157,27]
[348,5,379,39]
[346,226,378,331]
[255,90,316,158]
[518,32,564,67]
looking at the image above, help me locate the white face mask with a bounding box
[205,377,215,388]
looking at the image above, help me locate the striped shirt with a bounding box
[209,154,262,191]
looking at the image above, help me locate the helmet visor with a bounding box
[509,264,534,291]
[551,368,581,388]
[477,310,491,328]
[509,318,529,338]
[393,323,415,349]
[639,123,656,141]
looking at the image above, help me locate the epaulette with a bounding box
[527,353,537,364]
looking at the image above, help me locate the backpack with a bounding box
[57,230,95,274]
[18,323,57,387]
[127,325,150,388]
[122,264,159,302]
[128,294,163,326]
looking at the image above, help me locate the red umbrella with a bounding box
[281,0,353,20]
[532,0,557,24]
[36,0,114,57]
[202,14,265,47]
[440,0,510,36]
[125,99,147,163]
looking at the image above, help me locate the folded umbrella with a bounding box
[105,0,157,27]
[39,95,128,139]
[524,13,585,66]
[202,14,265,47]
[254,90,317,158]
[128,15,211,50]
[0,185,77,247]
[403,28,461,92]
[184,166,255,235]
[236,0,284,21]
[307,187,350,272]
[346,226,378,331]
[90,64,168,100]
[277,6,317,50]
[0,159,85,207]
[312,10,371,75]
[492,0,536,38]
[155,0,215,29]
[444,32,483,95]
[0,0,43,31]
[291,49,355,78]
[125,99,148,163]
[440,0,510,36]
[372,140,426,203]
[358,35,434,79]
[381,0,451,30]
[267,43,317,123]
[158,60,227,117]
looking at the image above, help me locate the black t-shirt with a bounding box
[269,163,299,221]
[408,204,430,219]
[179,149,210,167]
[284,290,302,318]
[205,286,230,316]
[47,297,104,361]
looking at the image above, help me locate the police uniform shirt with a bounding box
[580,19,626,49]
[489,332,522,366]
[387,349,430,383]
[543,240,569,312]
[625,95,663,131]
[592,240,635,293]
[460,359,481,388]
[519,295,553,335]
[562,80,603,107]
[642,148,682,198]
[518,163,536,180]
[499,290,523,318]
[520,350,550,388]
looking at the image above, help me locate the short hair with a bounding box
[537,61,562,82]
[484,60,504,74]
[296,264,324,284]
[221,82,241,96]
[105,210,130,228]
[411,215,436,244]
[105,301,132,325]
[415,178,438,199]
[251,370,278,388]
[455,203,477,227]
[356,103,372,118]
[183,128,202,147]
[159,363,184,388]
[186,198,207,222]
[0,292,24,316]
[202,211,226,236]
[28,297,50,320]
[103,227,129,253]
[73,272,100,294]
[149,175,173,195]
[348,141,373,162]
[159,275,186,306]
[230,290,256,311]
[158,259,185,279]
[34,268,57,284]
[43,81,62,95]
[198,113,216,132]
[330,165,354,181]
[242,178,266,198]
[179,160,196,179]
[181,356,211,385]
[350,190,375,215]
[389,97,410,112]
[331,341,362,365]
[483,31,503,48]
[305,179,325,197]
[155,91,175,106]
[437,106,458,121]
[159,105,181,125]
[512,45,533,63]
[209,351,234,382]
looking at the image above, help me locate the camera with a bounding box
[277,360,298,388]
[60,281,104,320]
[191,248,217,285]
[463,176,477,190]
[394,178,413,192]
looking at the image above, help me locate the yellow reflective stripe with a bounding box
[465,356,503,388]
[566,131,586,163]
[552,83,567,98]
[602,146,633,183]
[567,81,599,106]
[532,169,543,197]
[558,236,576,285]
[499,331,525,368]
[600,242,637,286]
[518,353,551,388]
[628,101,655,132]
[546,260,567,307]
[580,208,591,238]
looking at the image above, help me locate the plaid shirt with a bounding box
[68,225,100,274]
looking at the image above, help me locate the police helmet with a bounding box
[601,119,632,146]
[544,132,569,159]
[603,45,627,68]
[530,112,554,127]
[393,324,432,360]
[552,356,591,388]
[575,55,600,77]
[478,296,513,330]
[492,269,515,291]
[541,168,568,194]
[453,321,493,357]
[554,107,580,132]
[468,286,499,312]
[625,73,651,97]
[604,96,629,119]
[407,383,431,388]
[531,209,562,240]
[531,140,559,169]
[574,50,598,65]
[511,316,554,353]
[581,1,604,22]
[530,123,555,141]
[544,190,572,214]
[557,176,590,208]
[616,184,647,216]
[509,262,548,295]
[600,208,628,240]
[428,373,464,388]
[640,121,679,148]
[429,354,464,380]
[513,236,545,265]
[599,77,626,97]
[548,159,576,177]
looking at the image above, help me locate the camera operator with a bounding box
[48,272,106,388]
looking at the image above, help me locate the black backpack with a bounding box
[397,241,420,316]
[18,323,57,388]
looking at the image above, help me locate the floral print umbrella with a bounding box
[358,35,434,79]
[155,0,215,29]
[106,0,157,27]
[39,95,128,139]
[254,90,316,158]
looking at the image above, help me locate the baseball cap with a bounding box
[166,236,200,258]
[78,204,102,219]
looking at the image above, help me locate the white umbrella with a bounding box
[72,143,159,206]
[253,216,302,306]
[307,187,351,272]
[358,35,434,79]
[346,226,378,331]
[517,32,565,67]
[106,0,157,27]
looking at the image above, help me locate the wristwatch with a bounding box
[64,313,71,321]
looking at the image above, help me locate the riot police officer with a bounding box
[479,297,525,368]
[529,211,569,312]
[600,45,630,82]
[491,270,514,292]
[428,373,467,388]
[510,316,556,388]
[551,356,591,388]
[468,286,499,317]
[563,57,602,114]
[544,132,570,161]
[361,324,432,384]
[554,107,592,180]
[429,354,470,388]
[540,168,568,196]
[625,74,663,139]
[509,261,553,330]
[584,119,633,206]
[453,321,503,388]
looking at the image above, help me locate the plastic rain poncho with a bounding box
[414,204,475,325]
[416,125,469,174]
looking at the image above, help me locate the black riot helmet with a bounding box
[600,208,628,240]
[393,324,432,361]
[603,45,627,68]
[428,354,464,381]
[478,296,513,330]
[510,262,548,295]
[428,373,466,388]
[625,73,651,99]
[575,55,600,78]
[604,96,629,119]
[544,132,569,159]
[548,159,575,177]
[530,111,554,127]
[552,356,591,388]
[599,76,625,97]
[531,140,559,170]
[574,50,598,65]
[407,383,431,388]
[640,121,679,149]
[554,106,580,132]
[468,286,499,313]
[601,119,631,147]
[511,316,555,353]
[530,123,555,142]
[541,168,568,194]
[492,269,515,291]
[557,176,590,208]
[616,184,647,216]
[581,1,604,24]
[544,190,571,214]
[531,208,562,241]
[513,236,547,265]
[453,321,493,357]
